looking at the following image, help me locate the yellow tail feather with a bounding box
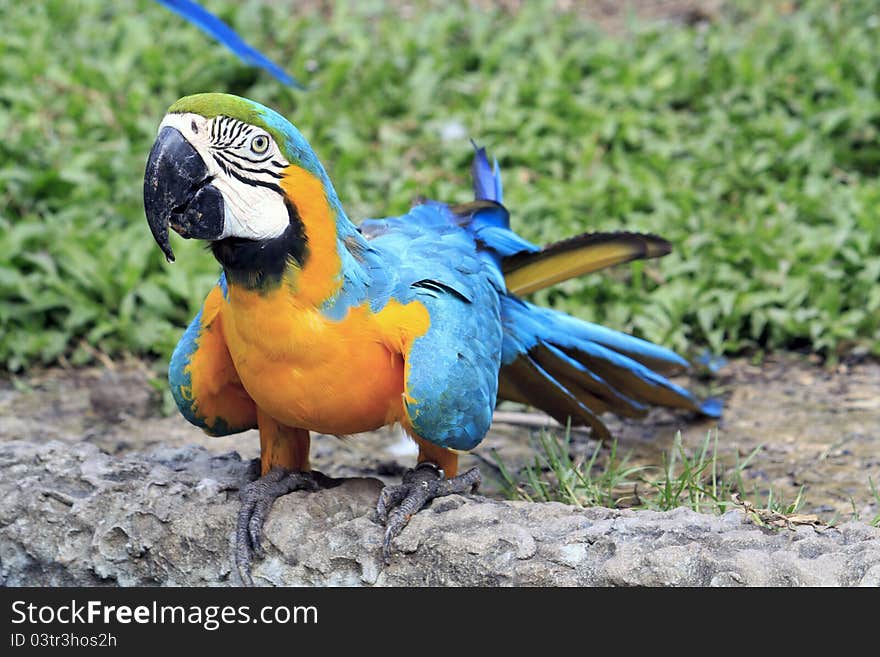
[502,232,671,296]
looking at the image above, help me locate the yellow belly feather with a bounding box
[221,283,429,435]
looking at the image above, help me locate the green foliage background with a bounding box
[1,0,878,372]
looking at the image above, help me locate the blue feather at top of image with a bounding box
[155,0,303,88]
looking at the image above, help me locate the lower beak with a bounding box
[143,126,224,262]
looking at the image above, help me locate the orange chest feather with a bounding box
[220,285,430,435]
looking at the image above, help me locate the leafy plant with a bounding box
[1,0,879,371]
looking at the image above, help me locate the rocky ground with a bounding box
[2,438,878,586]
[0,354,878,586]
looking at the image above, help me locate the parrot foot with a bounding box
[235,467,337,586]
[376,463,481,561]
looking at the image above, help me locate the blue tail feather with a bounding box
[501,353,613,441]
[697,398,724,418]
[155,0,302,87]
[471,141,503,203]
[498,295,723,433]
[539,342,649,417]
[493,157,503,203]
[542,307,690,373]
[473,225,539,258]
[460,144,539,260]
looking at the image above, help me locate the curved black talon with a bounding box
[377,463,481,562]
[235,467,337,586]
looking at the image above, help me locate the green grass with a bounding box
[1,0,879,371]
[869,477,880,527]
[494,429,768,514]
[493,428,823,519]
[497,426,880,525]
[497,427,880,524]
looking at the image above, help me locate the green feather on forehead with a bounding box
[168,93,290,160]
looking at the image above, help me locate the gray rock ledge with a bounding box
[1,440,878,586]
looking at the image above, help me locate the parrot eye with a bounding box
[250,134,270,154]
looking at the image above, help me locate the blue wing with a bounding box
[402,279,502,451]
[155,0,302,87]
[355,204,505,451]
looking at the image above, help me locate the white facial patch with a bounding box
[158,112,290,241]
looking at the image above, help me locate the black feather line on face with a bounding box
[211,152,232,176]
[225,166,284,194]
[229,121,244,144]
[223,149,275,165]
[214,150,283,178]
[211,198,308,290]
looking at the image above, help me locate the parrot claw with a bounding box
[235,467,337,586]
[377,463,481,562]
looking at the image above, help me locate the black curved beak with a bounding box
[143,126,225,262]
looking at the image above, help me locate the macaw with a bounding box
[143,93,721,585]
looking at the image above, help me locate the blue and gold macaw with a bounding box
[143,93,721,584]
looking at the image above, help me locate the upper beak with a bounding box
[143,126,225,262]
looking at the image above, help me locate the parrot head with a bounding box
[143,93,333,269]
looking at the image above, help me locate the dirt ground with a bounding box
[1,353,877,522]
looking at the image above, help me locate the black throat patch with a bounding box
[211,198,308,290]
